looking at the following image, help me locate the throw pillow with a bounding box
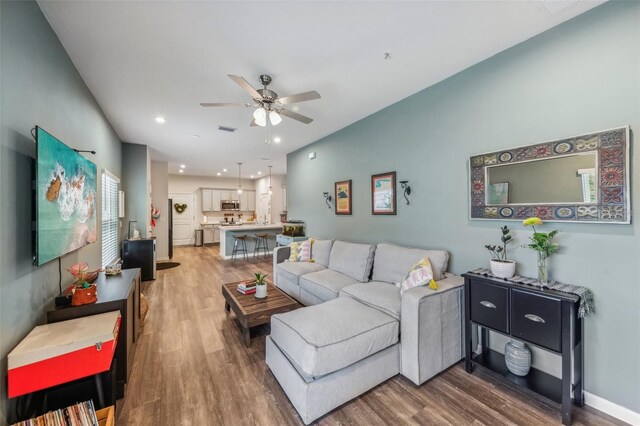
[400,256,439,295]
[288,239,311,262]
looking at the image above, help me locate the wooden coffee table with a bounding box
[221,280,301,347]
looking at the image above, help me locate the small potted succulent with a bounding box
[255,272,269,299]
[485,225,516,279]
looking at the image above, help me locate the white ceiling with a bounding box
[38,0,605,178]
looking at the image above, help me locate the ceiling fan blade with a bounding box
[200,102,253,107]
[277,91,321,106]
[228,74,263,100]
[250,118,258,127]
[279,109,314,124]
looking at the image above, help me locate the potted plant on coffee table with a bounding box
[485,225,516,279]
[255,272,269,299]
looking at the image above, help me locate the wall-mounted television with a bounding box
[36,126,97,265]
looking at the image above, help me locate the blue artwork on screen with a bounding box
[36,127,97,265]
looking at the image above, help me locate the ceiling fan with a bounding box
[200,74,321,127]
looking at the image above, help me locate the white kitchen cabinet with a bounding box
[201,189,213,211]
[247,190,256,211]
[213,226,220,243]
[203,225,214,244]
[239,191,248,211]
[231,190,240,202]
[211,189,222,211]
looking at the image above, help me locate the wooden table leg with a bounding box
[242,326,251,347]
[225,301,230,314]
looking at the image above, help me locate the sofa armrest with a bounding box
[273,246,291,287]
[400,273,464,385]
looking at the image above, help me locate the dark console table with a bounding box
[462,272,583,425]
[48,269,141,399]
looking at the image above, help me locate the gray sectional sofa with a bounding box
[267,239,464,424]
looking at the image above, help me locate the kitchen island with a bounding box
[217,224,284,259]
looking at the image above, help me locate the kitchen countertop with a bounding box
[216,224,283,232]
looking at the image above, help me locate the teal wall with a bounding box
[0,1,123,423]
[288,1,640,412]
[122,142,150,239]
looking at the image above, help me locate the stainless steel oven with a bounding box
[221,200,240,211]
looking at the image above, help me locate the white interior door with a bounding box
[170,193,196,246]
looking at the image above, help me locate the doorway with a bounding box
[170,193,196,246]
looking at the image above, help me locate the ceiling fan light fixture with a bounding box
[253,108,267,127]
[269,111,282,126]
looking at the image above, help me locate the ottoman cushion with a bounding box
[270,297,399,377]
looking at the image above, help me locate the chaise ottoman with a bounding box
[266,297,400,424]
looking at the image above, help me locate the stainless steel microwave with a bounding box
[221,200,240,211]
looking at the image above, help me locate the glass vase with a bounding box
[537,251,549,287]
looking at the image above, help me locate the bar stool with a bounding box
[253,233,270,258]
[232,235,248,261]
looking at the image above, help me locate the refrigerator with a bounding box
[122,238,156,281]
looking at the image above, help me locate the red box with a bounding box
[8,311,121,398]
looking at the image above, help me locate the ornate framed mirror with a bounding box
[469,126,630,224]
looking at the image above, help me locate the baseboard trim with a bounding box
[584,391,640,425]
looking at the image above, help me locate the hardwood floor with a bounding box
[116,245,625,426]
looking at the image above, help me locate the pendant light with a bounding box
[268,165,273,196]
[269,111,282,126]
[237,162,243,194]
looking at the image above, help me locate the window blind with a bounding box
[102,171,120,267]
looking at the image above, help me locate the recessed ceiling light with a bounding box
[179,169,184,173]
[180,164,186,169]
[250,175,254,178]
[258,171,262,175]
[217,172,221,176]
[155,116,166,124]
[273,137,281,143]
[223,168,227,172]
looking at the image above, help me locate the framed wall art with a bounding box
[335,179,352,215]
[371,171,396,215]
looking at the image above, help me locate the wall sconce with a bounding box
[399,180,411,205]
[323,192,332,209]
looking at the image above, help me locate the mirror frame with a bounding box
[469,126,630,224]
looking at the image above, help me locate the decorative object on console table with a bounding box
[523,217,558,287]
[65,262,101,306]
[254,272,269,299]
[504,339,531,376]
[48,269,141,400]
[334,180,352,215]
[371,171,396,215]
[463,272,586,425]
[485,225,515,279]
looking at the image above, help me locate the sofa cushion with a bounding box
[277,261,326,286]
[289,239,312,262]
[340,282,402,320]
[300,269,359,303]
[372,243,449,282]
[310,238,333,267]
[270,297,399,377]
[328,241,376,282]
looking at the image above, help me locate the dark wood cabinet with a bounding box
[463,273,583,425]
[48,269,141,399]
